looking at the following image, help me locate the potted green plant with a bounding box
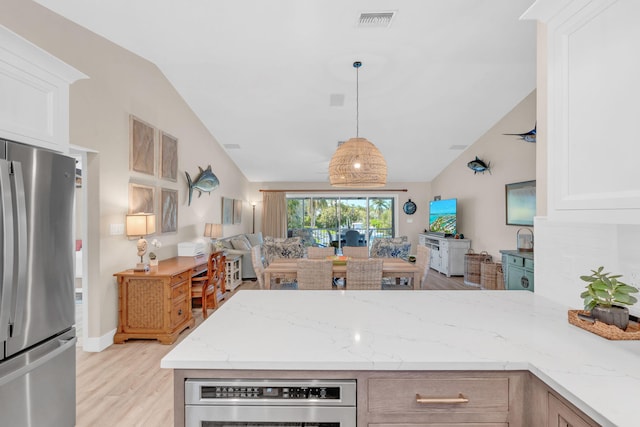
[580,266,638,330]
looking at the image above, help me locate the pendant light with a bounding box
[329,61,387,187]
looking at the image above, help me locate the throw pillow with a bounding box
[231,238,251,251]
[246,232,263,246]
[262,236,304,262]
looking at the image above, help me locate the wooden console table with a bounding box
[113,256,207,344]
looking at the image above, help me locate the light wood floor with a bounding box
[75,271,475,426]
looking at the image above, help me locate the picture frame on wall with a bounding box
[160,131,178,181]
[222,197,233,225]
[160,188,178,233]
[129,183,155,214]
[233,199,242,224]
[129,115,155,176]
[505,180,536,226]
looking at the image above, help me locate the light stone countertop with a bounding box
[161,290,640,427]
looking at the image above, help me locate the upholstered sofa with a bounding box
[216,232,263,279]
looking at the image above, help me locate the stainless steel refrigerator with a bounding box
[0,139,76,426]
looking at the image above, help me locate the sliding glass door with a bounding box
[287,195,395,250]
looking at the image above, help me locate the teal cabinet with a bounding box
[500,251,534,292]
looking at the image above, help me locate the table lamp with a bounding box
[126,213,157,271]
[204,223,223,251]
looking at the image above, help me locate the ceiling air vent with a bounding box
[358,12,396,28]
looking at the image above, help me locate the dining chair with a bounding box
[344,229,362,247]
[416,245,431,289]
[346,258,383,290]
[342,246,369,258]
[307,246,335,259]
[296,259,334,290]
[191,250,226,318]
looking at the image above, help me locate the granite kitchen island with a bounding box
[162,290,640,426]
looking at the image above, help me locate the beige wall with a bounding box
[431,91,537,260]
[0,1,252,345]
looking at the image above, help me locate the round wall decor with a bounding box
[403,199,417,215]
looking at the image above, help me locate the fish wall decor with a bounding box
[185,165,220,206]
[503,124,536,143]
[467,156,491,175]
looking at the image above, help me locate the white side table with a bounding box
[225,254,242,291]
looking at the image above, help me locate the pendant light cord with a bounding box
[354,61,362,138]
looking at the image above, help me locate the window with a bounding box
[287,195,395,248]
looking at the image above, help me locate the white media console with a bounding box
[418,233,470,277]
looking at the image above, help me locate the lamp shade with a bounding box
[329,137,387,187]
[126,213,156,237]
[204,223,223,239]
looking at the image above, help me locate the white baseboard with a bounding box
[82,328,116,352]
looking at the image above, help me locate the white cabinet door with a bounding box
[523,0,640,224]
[0,26,87,152]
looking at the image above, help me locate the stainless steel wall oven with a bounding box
[185,379,356,427]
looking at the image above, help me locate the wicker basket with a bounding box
[495,263,504,290]
[480,261,500,290]
[464,250,491,286]
[568,310,640,340]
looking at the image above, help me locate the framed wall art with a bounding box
[160,188,178,233]
[505,180,536,226]
[233,199,242,224]
[129,183,155,214]
[129,115,156,176]
[160,131,178,181]
[222,197,233,225]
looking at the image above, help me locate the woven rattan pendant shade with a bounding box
[329,137,387,187]
[329,61,387,187]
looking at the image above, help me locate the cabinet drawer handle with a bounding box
[415,393,468,404]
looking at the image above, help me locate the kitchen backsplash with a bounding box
[535,217,640,317]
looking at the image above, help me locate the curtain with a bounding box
[262,192,287,238]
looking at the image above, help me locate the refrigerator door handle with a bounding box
[9,161,28,337]
[0,159,15,342]
[0,335,76,388]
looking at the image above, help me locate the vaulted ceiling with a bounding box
[35,0,537,183]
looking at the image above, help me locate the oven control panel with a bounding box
[186,380,357,406]
[202,385,341,400]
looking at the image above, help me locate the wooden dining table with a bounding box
[263,257,421,290]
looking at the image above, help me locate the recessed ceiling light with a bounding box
[224,144,241,150]
[358,11,396,28]
[449,144,468,150]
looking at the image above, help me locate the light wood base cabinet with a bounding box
[365,372,520,426]
[525,373,599,427]
[172,369,601,427]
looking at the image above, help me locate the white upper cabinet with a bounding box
[523,0,640,224]
[0,25,87,153]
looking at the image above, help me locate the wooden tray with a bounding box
[568,310,640,340]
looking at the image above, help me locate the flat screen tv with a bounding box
[505,180,536,226]
[429,198,457,236]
